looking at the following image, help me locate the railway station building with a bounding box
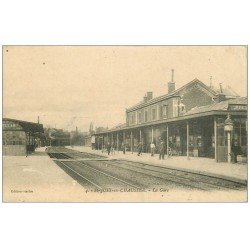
[94,74,247,163]
[3,118,44,156]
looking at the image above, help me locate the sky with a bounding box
[3,46,247,132]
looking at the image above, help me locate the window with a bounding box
[3,131,26,145]
[158,105,163,119]
[152,108,156,120]
[163,105,168,118]
[132,113,136,124]
[173,99,179,117]
[145,110,148,122]
[178,101,186,115]
[138,112,142,123]
[129,113,136,125]
[233,118,247,147]
[217,118,227,146]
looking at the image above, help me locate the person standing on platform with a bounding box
[122,142,126,154]
[231,140,242,163]
[150,141,156,156]
[137,141,142,156]
[107,142,111,155]
[159,139,165,160]
[111,142,115,155]
[26,145,29,157]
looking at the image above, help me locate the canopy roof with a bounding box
[95,97,247,135]
[3,118,44,133]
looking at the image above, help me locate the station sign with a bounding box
[228,104,247,111]
[3,121,23,131]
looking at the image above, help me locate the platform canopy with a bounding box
[3,118,44,134]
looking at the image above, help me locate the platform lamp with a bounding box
[224,113,234,163]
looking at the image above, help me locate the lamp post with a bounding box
[224,114,233,164]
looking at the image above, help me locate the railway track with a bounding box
[98,160,246,191]
[48,150,142,190]
[49,147,107,159]
[47,147,247,191]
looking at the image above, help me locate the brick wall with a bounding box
[126,81,215,125]
[178,84,214,111]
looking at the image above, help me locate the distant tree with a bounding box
[70,132,85,146]
[95,126,108,133]
[44,127,70,146]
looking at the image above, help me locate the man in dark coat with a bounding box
[107,142,111,155]
[137,141,142,156]
[122,142,126,154]
[231,140,242,163]
[159,139,166,160]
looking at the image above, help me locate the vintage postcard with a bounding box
[2,45,248,202]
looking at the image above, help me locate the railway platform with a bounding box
[3,147,85,202]
[66,146,247,182]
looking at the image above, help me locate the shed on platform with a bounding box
[3,118,44,156]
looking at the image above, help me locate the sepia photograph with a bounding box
[2,45,248,202]
[1,1,250,250]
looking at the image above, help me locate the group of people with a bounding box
[105,142,116,155]
[102,138,244,164]
[105,142,128,155]
[137,139,168,160]
[104,139,169,160]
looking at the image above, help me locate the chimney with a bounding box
[219,83,223,93]
[214,93,226,103]
[146,91,153,101]
[168,69,175,94]
[143,95,147,102]
[171,69,174,82]
[38,116,40,124]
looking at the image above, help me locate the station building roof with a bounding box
[126,78,240,112]
[184,97,247,116]
[3,118,44,133]
[110,123,127,130]
[211,84,240,98]
[95,97,247,135]
[95,77,245,135]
